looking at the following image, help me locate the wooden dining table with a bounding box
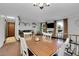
[25,36,63,56]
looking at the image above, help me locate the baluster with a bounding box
[69,34,72,50]
[75,35,77,55]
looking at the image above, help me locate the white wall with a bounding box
[19,22,40,33]
[15,17,19,40]
[0,16,6,48]
[19,23,33,30]
[68,17,79,35]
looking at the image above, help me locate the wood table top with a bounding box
[26,36,62,56]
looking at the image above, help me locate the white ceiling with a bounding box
[0,3,79,22]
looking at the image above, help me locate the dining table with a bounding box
[25,35,64,56]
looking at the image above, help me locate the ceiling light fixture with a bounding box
[33,3,50,10]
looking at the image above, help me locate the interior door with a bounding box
[7,22,15,37]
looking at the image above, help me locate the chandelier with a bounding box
[33,3,50,10]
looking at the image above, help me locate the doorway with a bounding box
[7,22,15,37]
[55,18,68,40]
[56,20,64,38]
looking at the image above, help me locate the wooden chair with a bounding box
[19,37,29,56]
[42,32,52,40]
[24,32,32,40]
[54,38,70,56]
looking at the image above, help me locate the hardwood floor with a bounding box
[0,41,20,56]
[0,41,34,56]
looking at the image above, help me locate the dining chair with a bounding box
[42,32,52,40]
[57,44,66,56]
[24,32,32,40]
[54,38,70,56]
[19,37,29,56]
